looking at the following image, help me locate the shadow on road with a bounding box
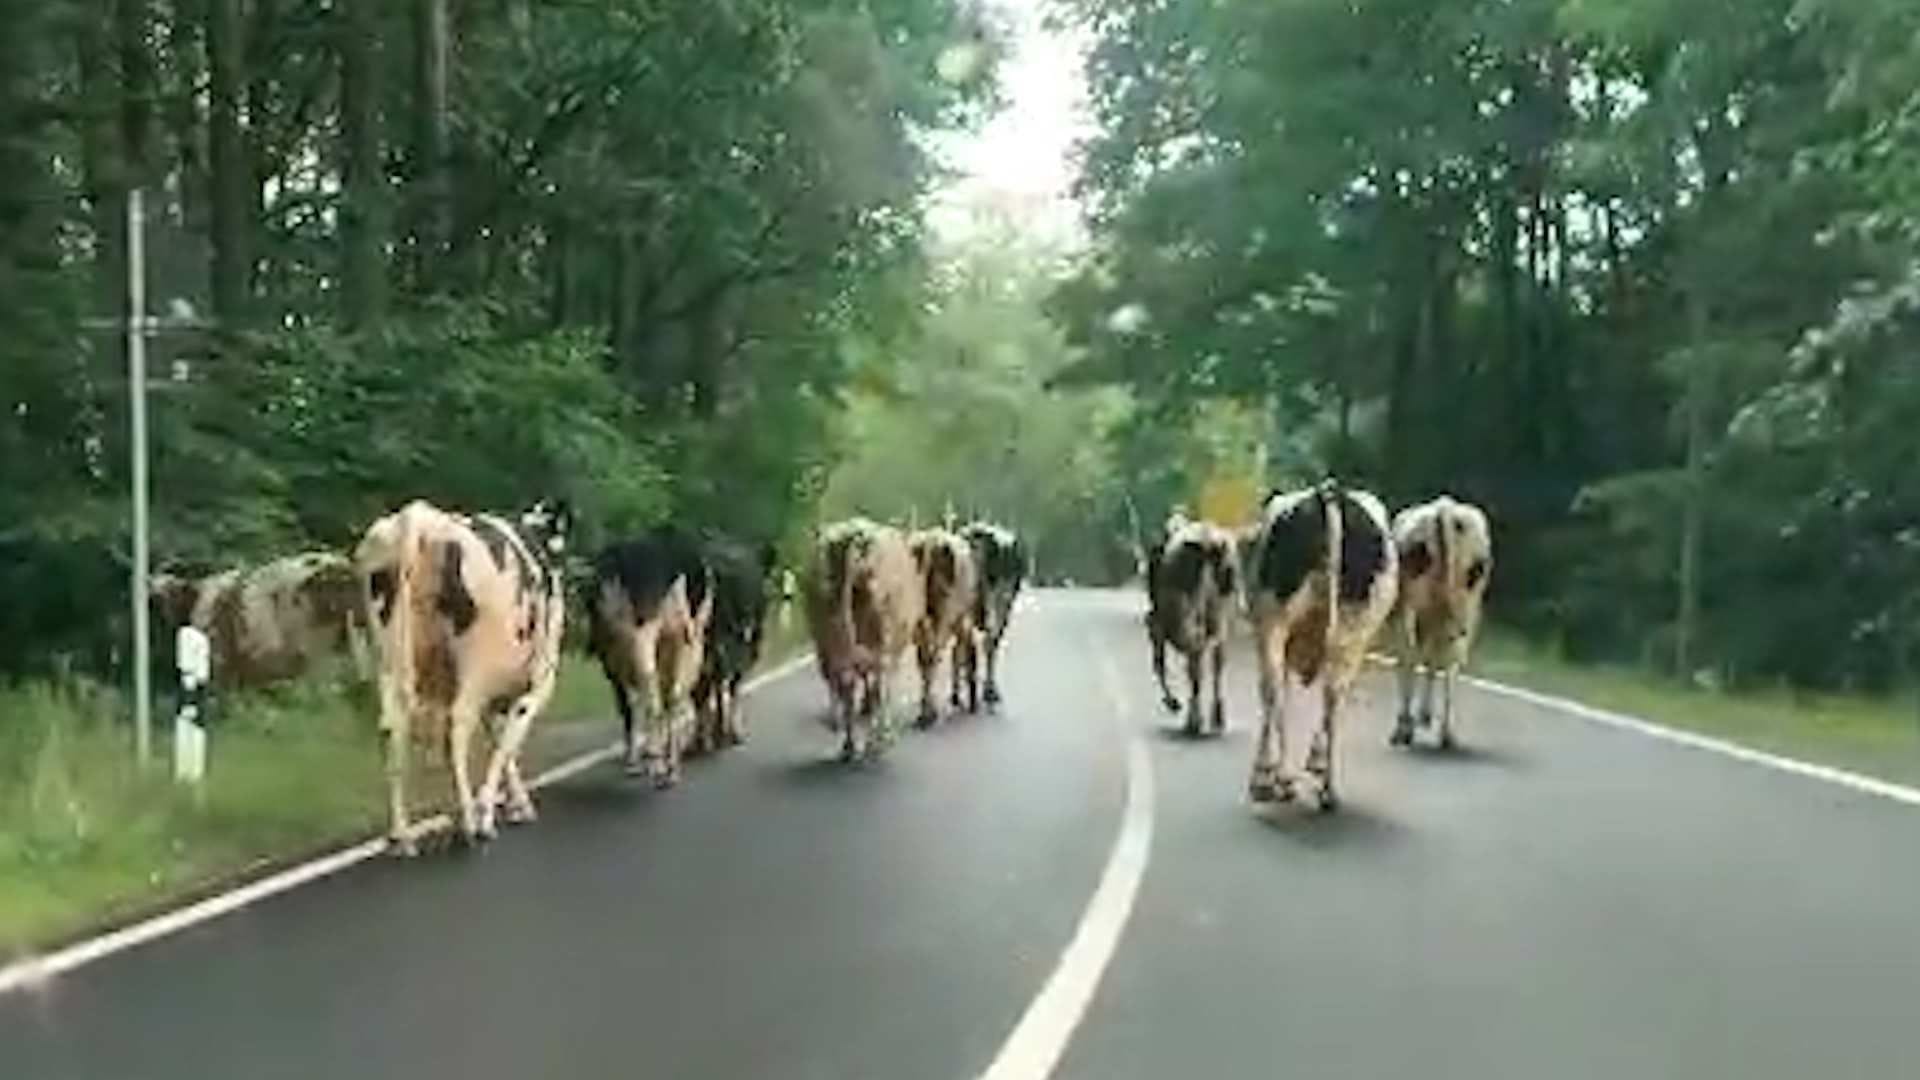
[1150,724,1244,746]
[1399,741,1529,771]
[1252,800,1407,852]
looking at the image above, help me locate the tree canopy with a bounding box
[1054,0,1920,692]
[0,0,1001,678]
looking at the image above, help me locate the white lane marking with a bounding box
[1369,652,1920,808]
[0,652,816,997]
[979,654,1154,1080]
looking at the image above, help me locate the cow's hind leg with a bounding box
[382,721,416,857]
[1308,679,1340,812]
[1182,646,1204,736]
[478,694,544,831]
[446,700,486,842]
[915,633,939,729]
[1247,625,1290,803]
[1390,620,1417,748]
[1208,638,1226,734]
[1150,621,1180,714]
[1437,662,1458,751]
[983,625,1004,708]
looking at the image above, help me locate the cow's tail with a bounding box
[367,504,427,735]
[1318,479,1343,652]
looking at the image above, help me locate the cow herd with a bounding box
[147,500,1026,855]
[1146,482,1494,811]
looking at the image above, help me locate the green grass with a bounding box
[1473,632,1920,788]
[0,614,813,954]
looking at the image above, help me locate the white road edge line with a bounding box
[979,653,1154,1080]
[1368,652,1920,808]
[0,651,816,997]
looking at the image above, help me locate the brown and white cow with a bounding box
[909,527,980,726]
[1145,515,1240,736]
[805,518,924,761]
[1244,481,1398,810]
[354,499,570,853]
[587,528,715,788]
[1389,495,1493,750]
[958,521,1025,710]
[150,552,362,689]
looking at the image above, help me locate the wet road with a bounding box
[5,590,1917,1078]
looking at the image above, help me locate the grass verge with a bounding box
[1473,632,1920,789]
[0,612,813,956]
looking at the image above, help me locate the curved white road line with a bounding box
[0,652,816,998]
[979,654,1154,1080]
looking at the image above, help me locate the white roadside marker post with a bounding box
[173,624,210,785]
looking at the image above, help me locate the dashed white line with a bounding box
[978,653,1154,1080]
[0,652,815,997]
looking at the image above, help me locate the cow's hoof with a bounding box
[914,711,936,731]
[839,742,858,763]
[1438,730,1457,752]
[504,802,538,826]
[1248,771,1284,804]
[1182,718,1202,738]
[725,727,746,747]
[1317,787,1340,813]
[984,686,1001,708]
[1209,706,1226,735]
[387,834,419,858]
[1417,711,1434,730]
[1389,720,1414,748]
[1160,694,1180,715]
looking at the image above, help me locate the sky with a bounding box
[925,0,1094,250]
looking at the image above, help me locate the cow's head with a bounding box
[520,498,574,556]
[150,572,202,628]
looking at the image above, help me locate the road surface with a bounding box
[4,589,1917,1078]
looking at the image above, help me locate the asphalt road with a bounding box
[5,589,1918,1079]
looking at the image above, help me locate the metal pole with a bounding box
[128,188,152,765]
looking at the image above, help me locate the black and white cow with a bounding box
[587,528,715,788]
[354,498,571,852]
[1145,515,1240,736]
[1390,495,1494,750]
[959,521,1025,710]
[690,536,778,754]
[1244,481,1398,810]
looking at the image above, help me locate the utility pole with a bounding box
[128,188,152,764]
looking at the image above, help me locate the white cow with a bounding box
[1389,495,1493,750]
[353,499,570,853]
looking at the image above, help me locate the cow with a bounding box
[353,498,570,853]
[690,537,778,754]
[150,552,362,690]
[586,528,715,788]
[1144,515,1240,736]
[1389,495,1494,750]
[805,518,924,761]
[1244,480,1398,810]
[909,527,980,725]
[958,521,1025,710]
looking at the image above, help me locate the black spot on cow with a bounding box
[1336,492,1387,603]
[591,528,708,633]
[1401,540,1432,579]
[437,542,478,635]
[367,569,397,625]
[1256,496,1329,597]
[1466,557,1488,590]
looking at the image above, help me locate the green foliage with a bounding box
[0,0,998,679]
[1060,0,1920,691]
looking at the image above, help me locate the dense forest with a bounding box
[1053,0,1920,693]
[3,0,1917,701]
[0,0,999,679]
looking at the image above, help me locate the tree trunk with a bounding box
[207,0,248,323]
[78,15,128,361]
[410,0,450,290]
[340,0,386,327]
[1675,291,1708,679]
